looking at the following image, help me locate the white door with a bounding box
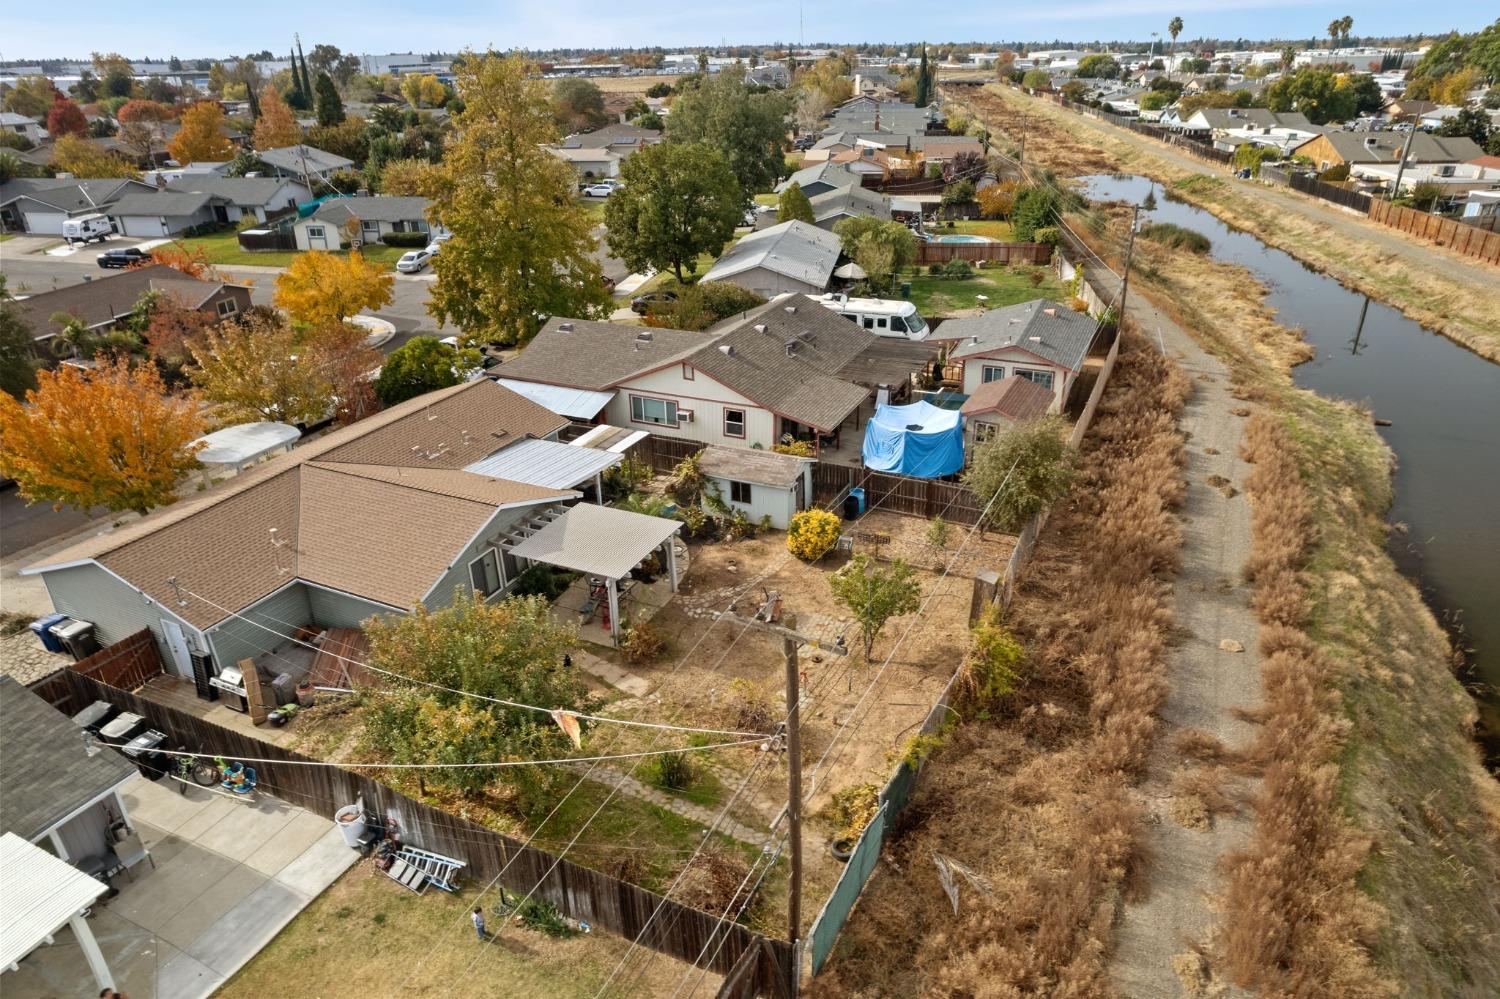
[160,618,193,677]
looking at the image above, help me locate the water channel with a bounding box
[1077,173,1500,756]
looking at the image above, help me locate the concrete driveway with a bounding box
[4,774,358,999]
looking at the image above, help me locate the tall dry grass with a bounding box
[811,332,1190,997]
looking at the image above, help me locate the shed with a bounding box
[696,445,813,529]
[1,833,115,994]
[959,375,1055,444]
[861,400,965,478]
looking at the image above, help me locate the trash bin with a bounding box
[849,486,867,516]
[900,281,911,298]
[122,729,170,780]
[98,712,147,748]
[71,700,119,735]
[51,619,99,661]
[335,804,367,848]
[30,613,69,654]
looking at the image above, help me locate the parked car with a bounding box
[630,290,677,315]
[97,247,151,269]
[396,248,433,273]
[581,183,616,198]
[792,135,816,151]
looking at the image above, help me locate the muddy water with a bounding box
[1078,173,1500,757]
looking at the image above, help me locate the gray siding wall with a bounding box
[424,506,536,610]
[307,585,396,630]
[206,583,312,670]
[41,563,199,667]
[55,799,113,859]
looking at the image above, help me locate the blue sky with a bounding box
[4,2,1493,59]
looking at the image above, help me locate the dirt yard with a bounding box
[592,74,680,96]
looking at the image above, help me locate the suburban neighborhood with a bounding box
[2,10,1500,999]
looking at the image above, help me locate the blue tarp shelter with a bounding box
[860,401,965,478]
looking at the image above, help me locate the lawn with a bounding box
[934,219,1016,240]
[578,196,607,222]
[216,862,704,998]
[170,231,408,270]
[906,264,1070,317]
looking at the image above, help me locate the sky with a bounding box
[3,1,1494,59]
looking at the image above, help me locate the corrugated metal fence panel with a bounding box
[808,801,888,976]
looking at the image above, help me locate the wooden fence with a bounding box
[1288,172,1373,213]
[71,628,164,690]
[1368,199,1500,265]
[916,241,1052,264]
[237,226,298,252]
[811,462,984,525]
[41,667,793,996]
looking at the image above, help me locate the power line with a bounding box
[142,740,763,770]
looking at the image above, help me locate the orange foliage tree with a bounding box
[168,101,237,164]
[0,357,205,514]
[129,242,227,282]
[251,84,302,149]
[274,251,393,326]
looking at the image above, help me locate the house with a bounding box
[549,145,622,180]
[808,185,891,231]
[0,178,154,235]
[292,195,444,250]
[699,220,843,296]
[1381,98,1437,122]
[1288,131,1485,172]
[496,294,927,454]
[1349,156,1500,198]
[776,161,866,198]
[0,110,43,144]
[19,380,630,681]
[913,135,985,164]
[13,264,252,346]
[695,445,813,528]
[106,190,232,238]
[747,64,792,88]
[959,375,1056,445]
[559,122,662,161]
[933,299,1100,413]
[164,175,310,224]
[255,144,356,185]
[1179,108,1325,155]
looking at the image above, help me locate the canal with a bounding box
[1078,173,1500,755]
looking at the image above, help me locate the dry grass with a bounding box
[809,332,1190,996]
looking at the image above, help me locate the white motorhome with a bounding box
[61,213,115,244]
[816,293,930,341]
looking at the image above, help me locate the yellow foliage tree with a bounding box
[169,102,237,164]
[401,74,448,108]
[251,84,302,149]
[275,251,395,327]
[51,135,138,179]
[188,311,334,425]
[0,357,204,514]
[377,157,448,197]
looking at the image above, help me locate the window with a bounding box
[723,408,746,438]
[890,315,908,333]
[1016,368,1055,390]
[630,395,678,426]
[863,317,875,330]
[216,298,238,318]
[468,550,502,598]
[362,221,380,236]
[306,224,325,239]
[973,421,998,442]
[730,481,753,504]
[981,365,1006,383]
[682,363,695,380]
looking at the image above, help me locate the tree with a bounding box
[46,93,87,137]
[314,320,383,424]
[1436,107,1491,146]
[0,357,204,515]
[1076,54,1120,80]
[1021,68,1051,90]
[376,157,446,196]
[428,52,608,345]
[1265,66,1360,124]
[374,336,462,405]
[551,78,606,131]
[666,64,791,198]
[777,181,815,225]
[915,44,932,107]
[360,590,586,805]
[963,414,1076,532]
[139,242,224,281]
[995,50,1017,81]
[604,142,743,283]
[92,52,136,99]
[4,76,59,118]
[170,101,238,163]
[306,117,369,165]
[401,73,448,109]
[52,135,136,179]
[0,280,40,399]
[275,251,395,327]
[793,86,833,135]
[141,292,214,382]
[1339,15,1354,42]
[641,281,766,332]
[829,554,922,659]
[798,56,852,107]
[187,312,335,424]
[833,217,918,295]
[251,85,302,149]
[314,72,345,127]
[1168,17,1184,76]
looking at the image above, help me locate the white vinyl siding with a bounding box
[608,367,776,450]
[981,365,1006,383]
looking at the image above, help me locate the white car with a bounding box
[396,248,433,273]
[581,183,616,197]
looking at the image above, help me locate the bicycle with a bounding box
[173,750,224,794]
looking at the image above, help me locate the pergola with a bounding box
[0,833,114,993]
[509,504,683,639]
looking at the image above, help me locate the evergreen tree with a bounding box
[314,72,345,126]
[287,49,308,110]
[915,44,932,107]
[298,38,313,105]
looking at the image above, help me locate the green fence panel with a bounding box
[808,801,887,975]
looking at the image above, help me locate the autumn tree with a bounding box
[964,414,1077,532]
[0,357,204,514]
[136,241,225,281]
[251,85,302,149]
[604,142,743,283]
[46,93,87,137]
[829,554,922,659]
[92,51,136,98]
[140,292,214,382]
[188,312,334,425]
[551,77,606,132]
[275,251,394,327]
[3,75,59,118]
[376,157,447,196]
[52,135,137,178]
[428,52,609,345]
[401,73,448,109]
[169,101,236,163]
[777,181,815,225]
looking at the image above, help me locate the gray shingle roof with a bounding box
[0,677,137,842]
[108,190,227,217]
[308,195,433,225]
[12,265,235,337]
[700,220,842,288]
[774,161,862,194]
[0,178,149,213]
[497,319,705,391]
[257,144,355,173]
[938,299,1098,373]
[809,185,890,224]
[561,123,662,149]
[1300,131,1484,164]
[165,175,304,207]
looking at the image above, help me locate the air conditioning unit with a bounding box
[678,410,694,423]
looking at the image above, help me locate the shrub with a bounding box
[1140,222,1211,254]
[650,750,694,790]
[786,508,841,561]
[511,564,576,601]
[926,516,950,548]
[824,782,880,841]
[927,262,944,276]
[1317,163,1350,182]
[380,230,429,247]
[773,439,814,457]
[941,259,974,279]
[725,678,775,732]
[235,213,264,232]
[963,414,1078,532]
[960,603,1025,703]
[669,847,753,914]
[666,451,706,505]
[1031,225,1060,247]
[620,619,666,665]
[500,892,578,938]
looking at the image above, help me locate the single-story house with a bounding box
[255,144,356,185]
[934,298,1100,413]
[959,374,1056,445]
[1381,98,1437,122]
[1349,157,1500,198]
[164,175,310,224]
[106,190,231,238]
[775,162,866,199]
[1288,132,1485,172]
[548,145,622,180]
[293,195,445,250]
[0,111,44,145]
[497,293,930,454]
[0,178,154,235]
[14,264,252,347]
[1181,109,1325,155]
[808,185,891,231]
[559,122,662,161]
[699,220,842,296]
[911,135,986,164]
[695,445,813,529]
[21,379,643,681]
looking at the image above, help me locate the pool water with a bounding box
[931,234,994,244]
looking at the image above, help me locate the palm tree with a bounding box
[48,312,95,360]
[1280,46,1297,73]
[1339,16,1354,43]
[1167,17,1183,78]
[1328,20,1341,49]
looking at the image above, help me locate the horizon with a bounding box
[2,3,1493,63]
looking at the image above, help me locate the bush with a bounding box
[668,847,753,915]
[963,415,1077,532]
[1317,163,1350,182]
[1140,222,1211,254]
[235,213,264,232]
[649,750,694,790]
[959,603,1025,703]
[1031,226,1060,247]
[499,892,578,938]
[380,230,429,247]
[620,619,666,665]
[941,259,974,279]
[773,439,814,457]
[824,782,880,841]
[927,262,944,276]
[725,678,775,732]
[511,564,577,601]
[786,508,841,561]
[926,516,950,548]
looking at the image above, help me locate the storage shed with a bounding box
[696,446,813,529]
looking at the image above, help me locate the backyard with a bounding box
[169,230,409,269]
[906,262,1069,317]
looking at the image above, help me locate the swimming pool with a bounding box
[930,234,994,244]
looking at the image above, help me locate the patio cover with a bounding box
[496,379,615,420]
[510,503,681,580]
[861,400,965,478]
[193,421,301,467]
[464,438,622,490]
[0,832,110,976]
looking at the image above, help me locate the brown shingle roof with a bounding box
[13,265,238,338]
[496,319,705,391]
[960,375,1055,421]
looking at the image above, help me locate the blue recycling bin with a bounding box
[31,613,69,654]
[849,487,866,515]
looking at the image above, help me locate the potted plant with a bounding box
[296,678,315,707]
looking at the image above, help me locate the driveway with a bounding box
[4,774,358,999]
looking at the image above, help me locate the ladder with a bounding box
[395,845,467,893]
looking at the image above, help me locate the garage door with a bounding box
[121,216,165,239]
[21,211,65,235]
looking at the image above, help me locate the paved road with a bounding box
[0,488,107,559]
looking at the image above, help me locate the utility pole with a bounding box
[717,590,847,994]
[1388,125,1416,202]
[1119,204,1143,322]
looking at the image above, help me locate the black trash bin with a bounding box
[98,711,147,748]
[122,729,170,780]
[71,700,119,736]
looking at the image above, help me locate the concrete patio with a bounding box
[4,774,358,999]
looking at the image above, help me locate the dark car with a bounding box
[792,135,816,151]
[630,291,678,315]
[97,247,151,269]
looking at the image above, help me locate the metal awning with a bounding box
[496,379,615,420]
[464,439,622,490]
[510,504,681,580]
[0,832,110,972]
[193,421,301,468]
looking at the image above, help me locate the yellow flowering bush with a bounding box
[786,508,841,561]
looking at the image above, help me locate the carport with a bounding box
[1,833,115,994]
[464,438,623,497]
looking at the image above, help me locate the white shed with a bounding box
[696,445,814,530]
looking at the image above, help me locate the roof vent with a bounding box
[559,322,574,332]
[784,305,797,314]
[1028,336,1043,343]
[754,323,767,333]
[1043,308,1057,316]
[785,339,800,356]
[635,330,653,342]
[719,344,736,357]
[1364,136,1379,147]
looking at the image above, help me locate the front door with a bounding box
[160,618,192,677]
